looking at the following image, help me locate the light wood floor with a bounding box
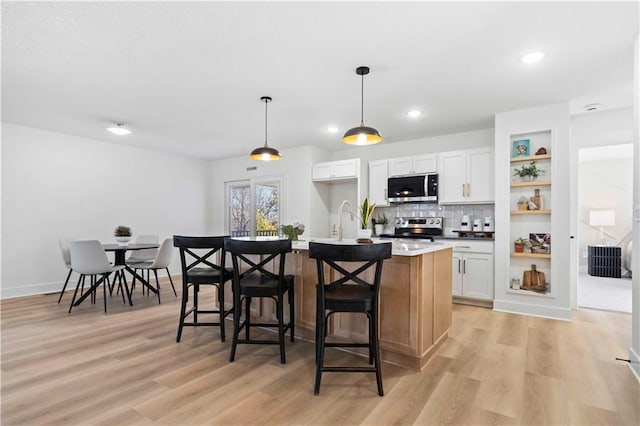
[1,278,638,425]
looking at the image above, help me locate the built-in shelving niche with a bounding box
[509,130,553,296]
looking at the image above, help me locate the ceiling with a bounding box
[2,2,638,160]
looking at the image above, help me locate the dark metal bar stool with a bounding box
[224,238,294,364]
[309,242,392,396]
[173,235,234,342]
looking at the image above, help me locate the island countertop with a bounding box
[291,237,453,256]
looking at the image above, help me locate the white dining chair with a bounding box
[57,238,75,304]
[126,234,159,295]
[69,240,128,314]
[126,234,159,263]
[129,238,175,304]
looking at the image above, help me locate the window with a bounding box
[226,178,282,237]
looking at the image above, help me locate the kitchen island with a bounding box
[288,238,453,370]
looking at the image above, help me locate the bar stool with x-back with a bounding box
[173,235,234,342]
[224,238,294,364]
[309,241,392,396]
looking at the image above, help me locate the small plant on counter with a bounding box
[114,226,132,237]
[280,222,305,240]
[373,213,388,226]
[513,161,544,180]
[357,197,376,229]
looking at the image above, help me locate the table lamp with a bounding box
[589,210,615,243]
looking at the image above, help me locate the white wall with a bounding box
[630,33,640,381]
[208,145,330,238]
[1,123,210,298]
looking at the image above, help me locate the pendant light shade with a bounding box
[250,96,281,161]
[343,66,382,146]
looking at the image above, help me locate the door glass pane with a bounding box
[255,182,280,237]
[229,184,251,237]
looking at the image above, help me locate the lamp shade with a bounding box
[250,145,281,161]
[342,125,383,145]
[589,210,615,227]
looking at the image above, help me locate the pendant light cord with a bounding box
[264,98,268,147]
[360,72,365,126]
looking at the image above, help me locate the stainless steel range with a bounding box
[380,216,443,240]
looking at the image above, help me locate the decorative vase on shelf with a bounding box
[357,229,372,240]
[114,236,131,246]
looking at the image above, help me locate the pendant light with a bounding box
[250,96,281,161]
[342,66,382,145]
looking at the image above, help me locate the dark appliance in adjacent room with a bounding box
[387,174,438,203]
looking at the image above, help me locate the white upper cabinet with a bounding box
[467,148,494,203]
[368,160,389,207]
[438,147,494,204]
[312,159,360,181]
[388,154,437,177]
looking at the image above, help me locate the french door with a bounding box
[226,177,282,238]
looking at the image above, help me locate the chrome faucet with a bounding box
[338,200,353,241]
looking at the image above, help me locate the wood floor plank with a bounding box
[1,287,637,426]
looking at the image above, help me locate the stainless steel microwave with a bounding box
[387,174,438,203]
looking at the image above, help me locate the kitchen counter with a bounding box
[287,238,452,370]
[292,237,454,256]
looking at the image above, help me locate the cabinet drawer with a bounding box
[450,240,494,254]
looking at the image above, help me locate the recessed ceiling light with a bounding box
[327,126,339,133]
[521,51,545,64]
[407,110,421,118]
[106,122,132,136]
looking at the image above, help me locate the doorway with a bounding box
[577,144,633,313]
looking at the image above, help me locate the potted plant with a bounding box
[373,213,388,236]
[356,197,376,239]
[114,225,132,246]
[280,222,305,241]
[514,237,528,253]
[513,161,544,182]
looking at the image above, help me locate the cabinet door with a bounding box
[466,147,494,203]
[438,151,466,203]
[451,251,463,296]
[333,159,358,179]
[312,162,334,181]
[369,160,389,207]
[461,253,494,300]
[412,154,437,174]
[388,157,413,177]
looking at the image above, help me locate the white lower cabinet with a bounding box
[450,241,494,301]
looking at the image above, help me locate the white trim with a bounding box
[629,347,640,383]
[1,271,179,300]
[1,280,64,299]
[493,299,573,321]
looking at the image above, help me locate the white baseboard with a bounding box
[629,347,640,383]
[493,299,573,321]
[1,270,179,300]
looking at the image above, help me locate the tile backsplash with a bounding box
[376,204,495,236]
